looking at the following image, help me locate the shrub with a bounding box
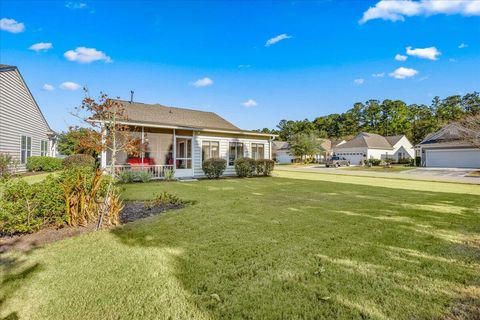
[255,159,275,176]
[415,156,421,166]
[118,170,136,183]
[137,170,152,183]
[164,168,175,181]
[0,153,13,181]
[367,159,381,166]
[62,154,96,169]
[145,191,196,209]
[202,158,227,179]
[27,156,63,172]
[397,158,411,165]
[234,157,256,177]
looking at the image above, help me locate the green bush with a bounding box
[137,170,153,183]
[164,168,175,181]
[234,157,256,177]
[62,154,96,169]
[118,170,136,183]
[27,156,63,172]
[255,159,275,176]
[0,153,13,181]
[397,158,411,165]
[367,159,381,166]
[202,158,227,179]
[415,156,421,166]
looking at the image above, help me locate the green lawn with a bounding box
[2,174,480,319]
[340,165,415,173]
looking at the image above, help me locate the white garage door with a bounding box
[426,149,480,168]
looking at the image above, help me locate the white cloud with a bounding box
[64,47,112,63]
[243,99,258,108]
[190,77,213,88]
[238,64,251,69]
[372,72,385,78]
[66,2,87,9]
[42,84,55,91]
[265,34,292,47]
[458,43,468,48]
[395,54,408,61]
[354,79,365,85]
[360,0,480,24]
[29,42,53,52]
[60,82,81,90]
[0,18,25,33]
[406,46,441,60]
[389,67,419,79]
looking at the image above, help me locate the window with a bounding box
[176,137,192,169]
[41,140,48,156]
[251,143,265,160]
[202,141,219,162]
[228,142,243,166]
[21,135,32,164]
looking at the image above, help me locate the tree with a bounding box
[57,127,101,156]
[288,132,322,162]
[460,114,480,148]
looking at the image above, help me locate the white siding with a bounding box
[193,133,271,177]
[0,68,53,171]
[391,136,415,159]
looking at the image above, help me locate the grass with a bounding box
[340,165,415,173]
[1,174,479,319]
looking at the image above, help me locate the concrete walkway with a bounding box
[275,165,480,184]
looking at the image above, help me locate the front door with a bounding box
[174,136,194,178]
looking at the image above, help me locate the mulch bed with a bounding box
[0,201,182,253]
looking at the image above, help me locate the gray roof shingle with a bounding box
[335,132,394,149]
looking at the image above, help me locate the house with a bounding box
[417,122,480,168]
[333,132,414,165]
[272,139,345,164]
[99,99,276,178]
[0,64,57,172]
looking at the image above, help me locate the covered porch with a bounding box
[102,126,195,179]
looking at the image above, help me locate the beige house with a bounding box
[100,100,275,178]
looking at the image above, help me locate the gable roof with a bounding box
[272,141,290,150]
[418,122,479,145]
[335,132,393,149]
[0,64,54,133]
[385,135,404,146]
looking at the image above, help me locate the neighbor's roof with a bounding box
[0,64,16,70]
[335,132,395,149]
[385,135,404,146]
[418,122,479,145]
[107,99,273,137]
[272,141,290,150]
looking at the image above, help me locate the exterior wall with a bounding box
[0,68,54,172]
[193,132,271,177]
[275,150,295,164]
[419,142,480,168]
[367,148,394,160]
[392,136,414,159]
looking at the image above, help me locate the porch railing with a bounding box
[106,164,174,180]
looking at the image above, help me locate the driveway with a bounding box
[275,165,480,184]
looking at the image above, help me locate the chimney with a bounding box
[130,90,134,103]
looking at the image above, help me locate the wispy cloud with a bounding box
[60,82,81,90]
[64,47,112,63]
[372,72,385,78]
[29,42,53,52]
[458,43,468,49]
[0,18,25,33]
[449,58,457,62]
[395,54,408,61]
[190,77,213,88]
[238,64,251,69]
[360,0,480,24]
[406,46,441,60]
[353,79,365,85]
[265,34,292,47]
[389,67,418,79]
[66,1,87,9]
[243,99,258,108]
[42,84,55,91]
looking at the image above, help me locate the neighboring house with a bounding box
[333,132,414,165]
[417,122,480,168]
[99,99,276,178]
[272,139,345,164]
[0,64,57,172]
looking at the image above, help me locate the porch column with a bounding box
[173,129,176,169]
[141,126,145,170]
[101,126,107,169]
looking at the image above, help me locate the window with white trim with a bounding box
[251,143,265,160]
[21,135,32,164]
[41,140,48,156]
[202,141,219,162]
[228,142,243,166]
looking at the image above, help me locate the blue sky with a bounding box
[1,0,479,132]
